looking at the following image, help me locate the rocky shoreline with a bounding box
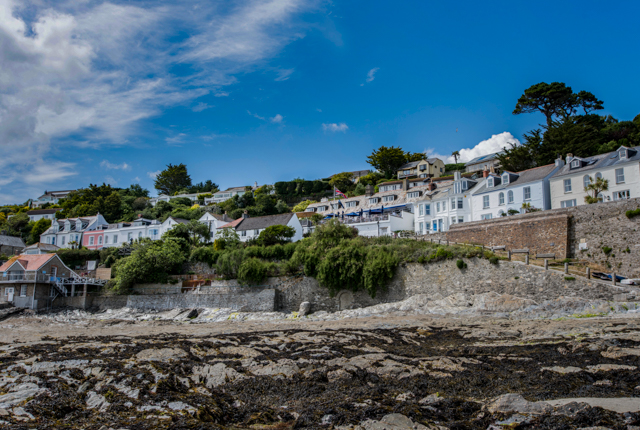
[2,302,640,429]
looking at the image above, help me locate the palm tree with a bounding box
[451,151,460,164]
[584,176,608,204]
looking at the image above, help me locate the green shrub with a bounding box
[238,258,267,285]
[456,259,467,269]
[489,256,499,265]
[602,246,612,255]
[564,276,576,281]
[257,225,296,246]
[316,242,367,296]
[626,208,640,219]
[190,246,220,266]
[362,247,399,298]
[216,249,245,279]
[56,248,101,269]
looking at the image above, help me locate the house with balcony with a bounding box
[305,181,421,237]
[396,158,445,180]
[471,161,563,221]
[31,190,75,208]
[40,214,108,249]
[549,147,640,209]
[26,208,62,222]
[199,212,235,241]
[99,217,164,248]
[0,254,77,309]
[414,172,479,234]
[207,186,250,204]
[220,212,303,242]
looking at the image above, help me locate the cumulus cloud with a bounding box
[165,133,187,145]
[0,0,322,204]
[100,160,131,170]
[147,170,161,179]
[270,114,283,123]
[248,110,266,120]
[322,123,348,133]
[425,132,520,164]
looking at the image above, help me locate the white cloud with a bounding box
[248,110,266,121]
[322,122,348,133]
[100,160,131,170]
[165,133,187,145]
[147,170,161,179]
[316,108,322,112]
[274,68,294,81]
[425,132,520,164]
[366,67,379,83]
[192,102,212,112]
[0,0,322,204]
[270,114,283,123]
[104,175,118,185]
[134,176,140,183]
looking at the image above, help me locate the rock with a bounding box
[321,414,334,425]
[250,359,300,378]
[395,392,415,402]
[495,414,531,426]
[327,369,352,383]
[541,366,583,374]
[185,309,199,319]
[192,363,245,388]
[361,413,429,429]
[299,302,311,317]
[0,383,47,408]
[418,394,441,405]
[12,407,35,420]
[219,346,261,358]
[593,380,612,386]
[86,391,110,412]
[586,364,636,372]
[136,348,188,362]
[0,409,7,416]
[545,398,640,413]
[486,393,553,415]
[167,401,196,413]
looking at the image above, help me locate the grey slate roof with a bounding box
[0,235,26,248]
[27,208,62,215]
[397,158,440,170]
[473,164,558,195]
[236,213,294,231]
[550,146,640,179]
[22,242,59,252]
[464,151,503,166]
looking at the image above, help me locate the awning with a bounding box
[345,212,359,216]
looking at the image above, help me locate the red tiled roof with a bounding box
[220,218,243,229]
[0,254,56,272]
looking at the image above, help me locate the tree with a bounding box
[451,150,460,164]
[292,200,316,213]
[329,172,355,193]
[213,228,241,250]
[123,184,149,198]
[513,82,603,127]
[367,146,409,179]
[584,176,608,204]
[496,130,541,172]
[258,225,296,246]
[132,197,149,211]
[30,218,52,244]
[154,163,192,196]
[275,200,290,213]
[189,180,219,194]
[162,219,211,245]
[357,172,383,186]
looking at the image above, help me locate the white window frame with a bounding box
[369,198,378,204]
[571,159,580,168]
[104,236,109,244]
[483,195,489,209]
[418,222,423,233]
[98,236,103,245]
[89,236,94,245]
[507,190,514,204]
[561,199,577,208]
[442,201,447,211]
[564,179,572,193]
[424,204,430,215]
[487,178,494,187]
[20,285,27,297]
[523,187,531,201]
[613,190,630,201]
[419,205,424,216]
[113,235,118,243]
[457,198,463,209]
[502,174,509,184]
[481,214,492,220]
[241,231,246,237]
[436,202,440,212]
[616,168,625,184]
[583,175,591,190]
[451,197,456,208]
[382,195,395,203]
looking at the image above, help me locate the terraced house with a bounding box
[549,146,640,208]
[396,158,445,180]
[40,214,108,249]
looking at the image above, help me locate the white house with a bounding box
[549,146,640,208]
[199,212,235,241]
[464,152,502,174]
[40,214,108,248]
[414,172,479,234]
[471,162,563,221]
[100,218,163,248]
[223,213,304,242]
[26,208,62,222]
[149,193,201,207]
[31,190,75,208]
[207,186,250,204]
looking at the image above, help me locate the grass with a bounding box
[626,208,640,219]
[564,276,576,281]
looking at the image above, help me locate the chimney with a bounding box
[453,171,461,181]
[483,169,489,178]
[138,214,142,218]
[242,210,249,219]
[489,166,495,174]
[428,181,437,191]
[365,184,374,197]
[403,178,409,190]
[254,181,258,188]
[555,156,565,167]
[566,153,573,163]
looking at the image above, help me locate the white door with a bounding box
[6,288,14,302]
[51,266,57,281]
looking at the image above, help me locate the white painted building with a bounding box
[224,213,304,242]
[31,190,75,208]
[206,186,250,204]
[199,212,235,241]
[471,162,563,221]
[149,193,201,207]
[100,218,163,248]
[26,208,62,222]
[40,214,108,248]
[414,172,478,234]
[549,146,640,208]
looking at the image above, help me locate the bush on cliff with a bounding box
[238,258,268,285]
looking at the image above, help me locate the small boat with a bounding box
[621,278,640,286]
[592,272,627,282]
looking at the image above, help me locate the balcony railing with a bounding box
[335,214,390,224]
[0,273,52,283]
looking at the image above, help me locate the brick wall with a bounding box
[444,211,570,258]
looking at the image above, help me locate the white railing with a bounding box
[0,273,51,283]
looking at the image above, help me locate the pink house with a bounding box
[82,230,105,250]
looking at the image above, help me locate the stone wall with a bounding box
[444,211,570,257]
[125,288,275,312]
[567,198,640,277]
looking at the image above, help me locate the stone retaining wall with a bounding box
[125,288,275,312]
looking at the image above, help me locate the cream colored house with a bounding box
[549,147,640,208]
[397,158,445,180]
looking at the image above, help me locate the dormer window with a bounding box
[408,191,421,198]
[620,148,628,159]
[502,174,509,185]
[382,195,395,203]
[369,197,379,204]
[462,180,468,191]
[571,159,581,168]
[487,177,494,187]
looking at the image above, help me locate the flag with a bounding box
[335,188,347,199]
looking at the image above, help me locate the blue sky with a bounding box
[1,0,639,203]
